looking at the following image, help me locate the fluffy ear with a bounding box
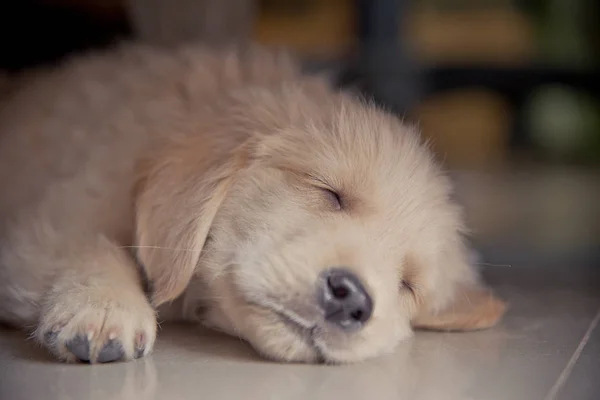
[133,136,247,307]
[412,283,507,331]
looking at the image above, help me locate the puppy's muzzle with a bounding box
[318,268,373,332]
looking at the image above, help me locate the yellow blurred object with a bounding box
[407,9,535,65]
[254,0,355,58]
[416,90,511,169]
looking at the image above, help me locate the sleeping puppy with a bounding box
[0,44,506,364]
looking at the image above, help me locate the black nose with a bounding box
[318,268,373,331]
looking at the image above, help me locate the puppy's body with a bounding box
[0,44,505,364]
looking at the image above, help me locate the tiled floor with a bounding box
[1,169,599,400]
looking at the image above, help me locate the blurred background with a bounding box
[0,0,598,272]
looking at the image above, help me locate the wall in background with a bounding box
[2,0,598,170]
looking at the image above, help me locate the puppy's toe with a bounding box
[66,334,91,362]
[43,329,61,346]
[134,332,147,359]
[97,339,125,363]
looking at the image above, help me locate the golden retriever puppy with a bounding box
[0,44,506,364]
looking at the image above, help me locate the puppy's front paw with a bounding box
[36,290,157,363]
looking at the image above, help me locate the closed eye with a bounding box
[305,173,344,211]
[401,280,415,294]
[321,187,343,211]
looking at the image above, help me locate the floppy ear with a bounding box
[407,225,507,332]
[412,282,506,331]
[133,136,247,307]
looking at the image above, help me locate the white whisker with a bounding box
[476,262,513,268]
[118,245,202,253]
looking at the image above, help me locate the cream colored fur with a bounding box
[0,43,505,364]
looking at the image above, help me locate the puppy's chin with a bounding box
[201,300,409,364]
[202,304,322,363]
[245,314,324,363]
[313,326,411,364]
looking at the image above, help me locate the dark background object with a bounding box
[0,0,131,71]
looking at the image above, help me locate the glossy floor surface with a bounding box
[1,169,599,400]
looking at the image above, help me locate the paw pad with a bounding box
[97,339,125,363]
[63,334,125,363]
[65,334,91,362]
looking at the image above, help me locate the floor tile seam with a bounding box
[544,304,600,400]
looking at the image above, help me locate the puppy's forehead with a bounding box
[262,99,433,190]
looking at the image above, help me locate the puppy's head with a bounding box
[134,77,505,364]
